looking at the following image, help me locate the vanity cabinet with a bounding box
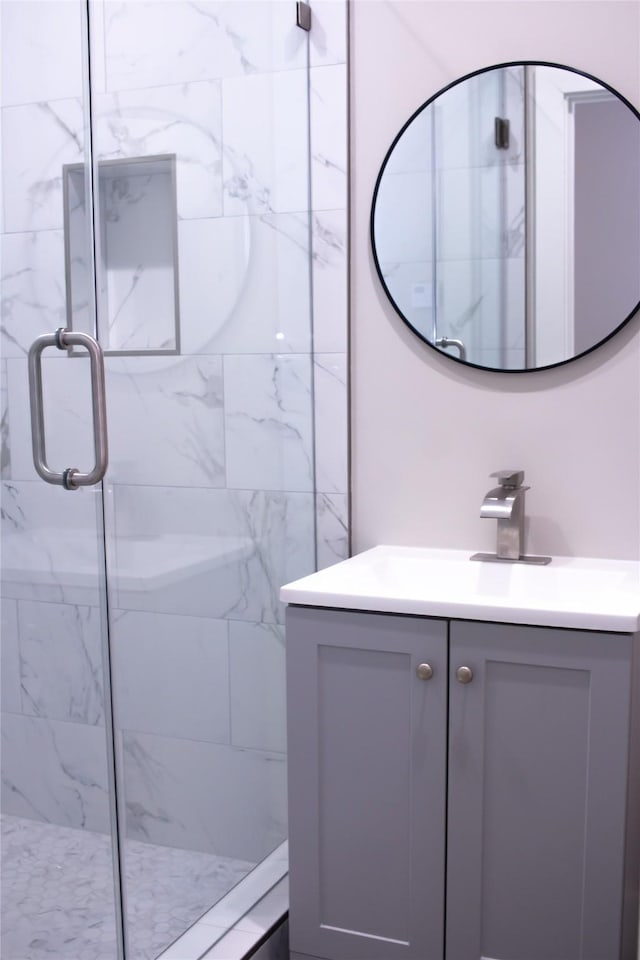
[286,605,640,960]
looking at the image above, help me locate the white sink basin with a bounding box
[280,546,640,632]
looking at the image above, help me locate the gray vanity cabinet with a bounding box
[286,606,640,960]
[446,620,638,960]
[286,605,448,960]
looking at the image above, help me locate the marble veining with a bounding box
[260,210,309,255]
[104,356,226,488]
[94,81,223,221]
[222,70,309,217]
[310,64,348,212]
[1,485,78,607]
[315,492,348,570]
[312,211,346,269]
[223,354,314,493]
[224,160,273,216]
[1,813,254,960]
[1,360,10,478]
[17,600,104,726]
[2,100,85,233]
[1,482,27,535]
[103,1,306,92]
[1,231,68,358]
[505,199,526,257]
[311,211,347,356]
[122,728,287,862]
[312,354,348,495]
[1,712,111,831]
[1,480,105,609]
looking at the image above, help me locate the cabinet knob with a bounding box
[416,662,434,681]
[456,665,474,684]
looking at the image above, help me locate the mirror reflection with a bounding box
[371,63,640,371]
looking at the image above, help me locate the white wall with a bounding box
[351,0,640,561]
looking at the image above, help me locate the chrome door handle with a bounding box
[28,327,108,490]
[435,336,467,362]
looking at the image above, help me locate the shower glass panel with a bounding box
[0,1,123,958]
[1,1,314,958]
[433,65,526,368]
[91,1,314,958]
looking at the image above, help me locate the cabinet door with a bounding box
[286,606,448,960]
[447,620,633,960]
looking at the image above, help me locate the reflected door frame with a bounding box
[528,66,614,367]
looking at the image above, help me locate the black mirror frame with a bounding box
[370,60,640,373]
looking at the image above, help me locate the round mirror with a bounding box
[371,62,640,371]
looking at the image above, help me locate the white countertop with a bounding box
[280,546,640,632]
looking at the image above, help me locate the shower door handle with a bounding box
[28,327,109,490]
[435,336,467,362]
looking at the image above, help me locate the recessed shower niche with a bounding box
[63,154,180,355]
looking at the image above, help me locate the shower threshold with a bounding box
[157,840,288,959]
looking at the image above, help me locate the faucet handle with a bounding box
[490,469,525,489]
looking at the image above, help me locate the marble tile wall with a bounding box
[309,0,349,562]
[0,0,348,862]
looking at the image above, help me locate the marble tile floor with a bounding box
[1,814,254,960]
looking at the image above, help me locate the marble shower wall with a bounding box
[0,0,348,860]
[0,0,113,840]
[309,0,349,568]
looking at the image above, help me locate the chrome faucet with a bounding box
[481,469,528,560]
[471,470,551,565]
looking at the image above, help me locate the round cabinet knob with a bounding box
[416,663,434,681]
[456,665,474,684]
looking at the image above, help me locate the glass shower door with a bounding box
[87,2,315,957]
[0,2,124,958]
[1,1,315,957]
[433,65,526,368]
